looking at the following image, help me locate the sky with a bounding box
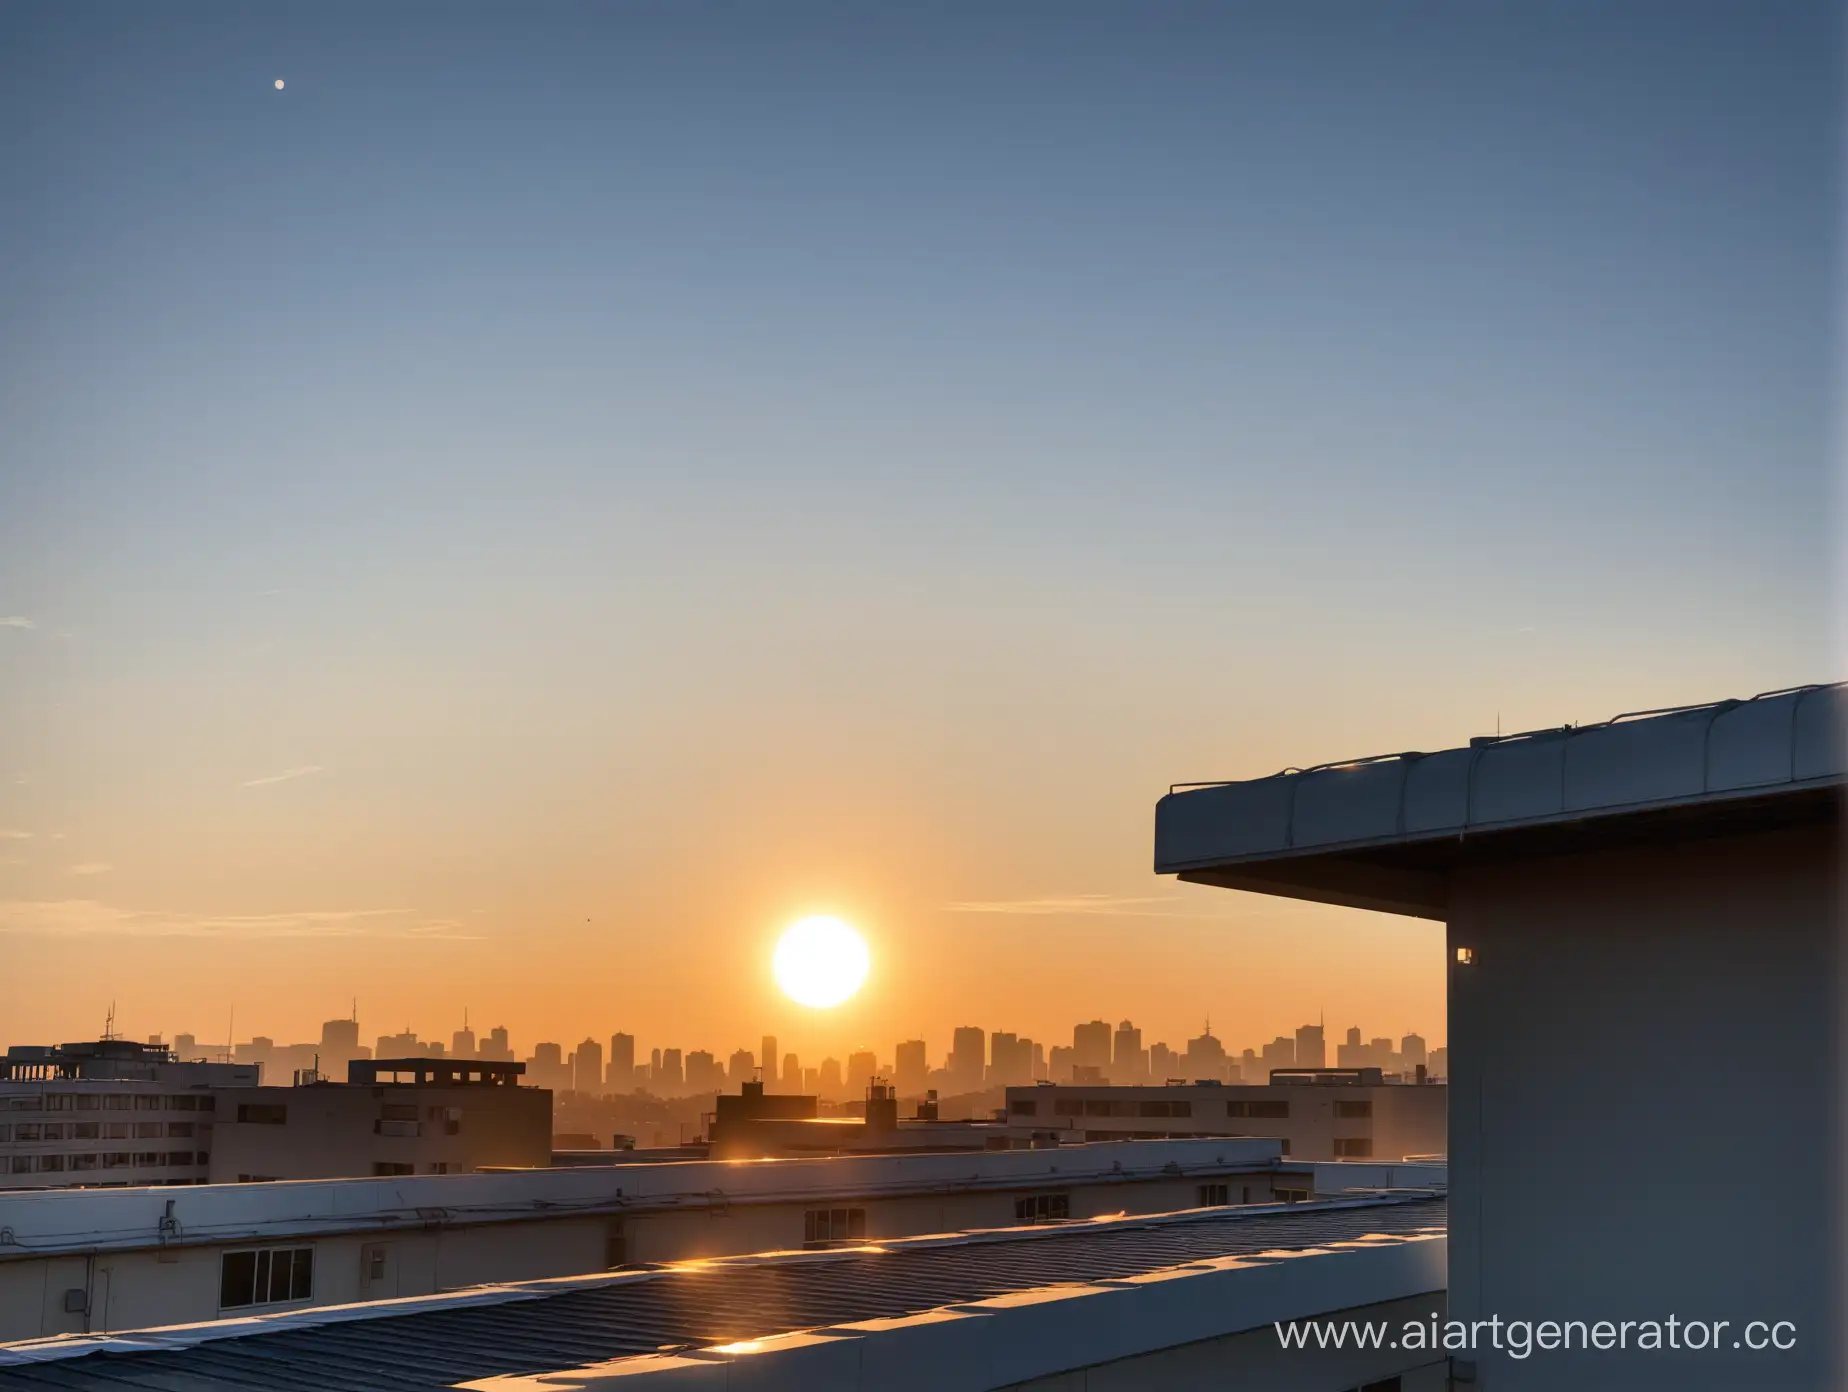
[0,2,1840,1068]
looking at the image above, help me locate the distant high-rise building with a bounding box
[1295,1024,1326,1069]
[988,1033,1033,1086]
[1031,1041,1046,1081]
[1346,1026,1362,1048]
[1261,1036,1295,1074]
[1149,1041,1179,1081]
[782,1053,800,1090]
[321,1019,360,1053]
[1112,1020,1148,1084]
[174,1033,198,1059]
[894,1039,927,1096]
[760,1036,778,1089]
[452,1021,477,1059]
[685,1050,721,1091]
[376,1031,420,1059]
[847,1049,877,1093]
[728,1048,755,1085]
[948,1027,985,1092]
[608,1033,635,1089]
[818,1057,843,1098]
[1048,1044,1076,1080]
[1400,1033,1428,1070]
[481,1026,512,1062]
[1073,1020,1112,1072]
[802,1066,819,1094]
[1239,1048,1260,1083]
[1428,1046,1448,1080]
[573,1038,603,1095]
[533,1041,563,1069]
[660,1048,683,1090]
[1183,1025,1228,1081]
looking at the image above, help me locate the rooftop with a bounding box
[0,1194,1445,1391]
[1155,681,1846,918]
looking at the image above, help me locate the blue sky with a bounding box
[0,2,1838,1058]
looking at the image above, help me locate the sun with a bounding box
[773,916,870,1008]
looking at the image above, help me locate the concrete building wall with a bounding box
[1448,824,1838,1390]
[206,1083,550,1182]
[1005,1083,1445,1161]
[0,1171,1294,1342]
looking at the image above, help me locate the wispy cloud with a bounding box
[944,893,1184,917]
[0,830,31,841]
[0,901,483,940]
[241,764,323,789]
[67,862,111,876]
[0,617,34,630]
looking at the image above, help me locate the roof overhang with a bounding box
[1157,684,1846,920]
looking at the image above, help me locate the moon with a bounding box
[274,79,285,91]
[772,916,870,1009]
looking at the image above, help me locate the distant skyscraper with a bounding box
[685,1050,720,1091]
[988,1033,1034,1086]
[1429,1046,1449,1079]
[321,1019,360,1053]
[452,1020,477,1059]
[1261,1035,1295,1075]
[1031,1041,1045,1081]
[948,1027,985,1092]
[574,1038,603,1095]
[1183,1025,1227,1081]
[760,1036,778,1089]
[608,1032,635,1089]
[1400,1033,1428,1070]
[1073,1020,1112,1072]
[818,1057,843,1098]
[782,1053,800,1090]
[660,1047,683,1089]
[1149,1041,1178,1081]
[894,1039,927,1096]
[847,1049,877,1093]
[727,1048,755,1085]
[1295,1023,1326,1069]
[482,1026,512,1062]
[1048,1044,1076,1080]
[1112,1020,1147,1084]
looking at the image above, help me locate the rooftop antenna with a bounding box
[102,1001,118,1041]
[224,1004,234,1064]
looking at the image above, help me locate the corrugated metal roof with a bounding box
[0,1197,1443,1391]
[1156,682,1846,877]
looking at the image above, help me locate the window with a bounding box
[1197,1183,1230,1207]
[1138,1100,1192,1118]
[134,1122,165,1139]
[1014,1193,1070,1224]
[1333,1100,1372,1119]
[1333,1138,1373,1158]
[199,1097,216,1113]
[69,1154,97,1172]
[14,1124,40,1141]
[74,1095,99,1112]
[237,1104,288,1125]
[171,1096,199,1111]
[166,1151,195,1166]
[373,1162,413,1176]
[103,1122,130,1140]
[1009,1098,1037,1116]
[71,1122,98,1140]
[1276,1186,1310,1203]
[104,1095,133,1111]
[219,1247,314,1309]
[5,1098,33,1111]
[167,1122,194,1139]
[102,1153,130,1168]
[133,1151,162,1167]
[0,1125,8,1142]
[604,1220,625,1268]
[362,1244,390,1285]
[8,1157,29,1174]
[428,1162,451,1174]
[40,1123,65,1141]
[803,1208,866,1246]
[134,1095,162,1111]
[43,1095,70,1112]
[1053,1098,1084,1116]
[37,1155,65,1172]
[1227,1100,1289,1119]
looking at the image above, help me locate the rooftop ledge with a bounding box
[1155,682,1845,919]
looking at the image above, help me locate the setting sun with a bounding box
[773,916,870,1009]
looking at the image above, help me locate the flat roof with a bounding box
[0,1195,1444,1391]
[0,1137,1284,1257]
[1156,682,1845,918]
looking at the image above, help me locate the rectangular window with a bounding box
[1333,1138,1374,1158]
[1008,1099,1037,1116]
[1052,1098,1084,1116]
[1227,1100,1290,1119]
[237,1104,288,1125]
[134,1095,162,1111]
[74,1095,99,1111]
[43,1095,71,1112]
[105,1095,133,1111]
[14,1124,40,1142]
[1197,1183,1230,1207]
[373,1162,414,1176]
[37,1155,65,1172]
[1275,1186,1309,1203]
[1014,1193,1071,1224]
[103,1122,130,1140]
[71,1122,99,1140]
[102,1153,130,1168]
[40,1123,65,1141]
[167,1122,195,1139]
[133,1151,162,1167]
[199,1096,217,1113]
[166,1151,195,1167]
[1333,1100,1373,1119]
[8,1157,29,1174]
[5,1098,33,1111]
[802,1207,867,1247]
[219,1247,314,1309]
[134,1122,164,1139]
[0,1125,8,1142]
[69,1154,97,1172]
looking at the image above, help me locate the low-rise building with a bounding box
[1004,1070,1446,1160]
[0,1041,257,1191]
[0,1137,1434,1342]
[207,1058,551,1182]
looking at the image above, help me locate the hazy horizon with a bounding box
[2,3,1838,1060]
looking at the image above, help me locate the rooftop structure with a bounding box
[1157,681,1844,1389]
[346,1058,526,1087]
[0,1194,1445,1390]
[1,1042,254,1089]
